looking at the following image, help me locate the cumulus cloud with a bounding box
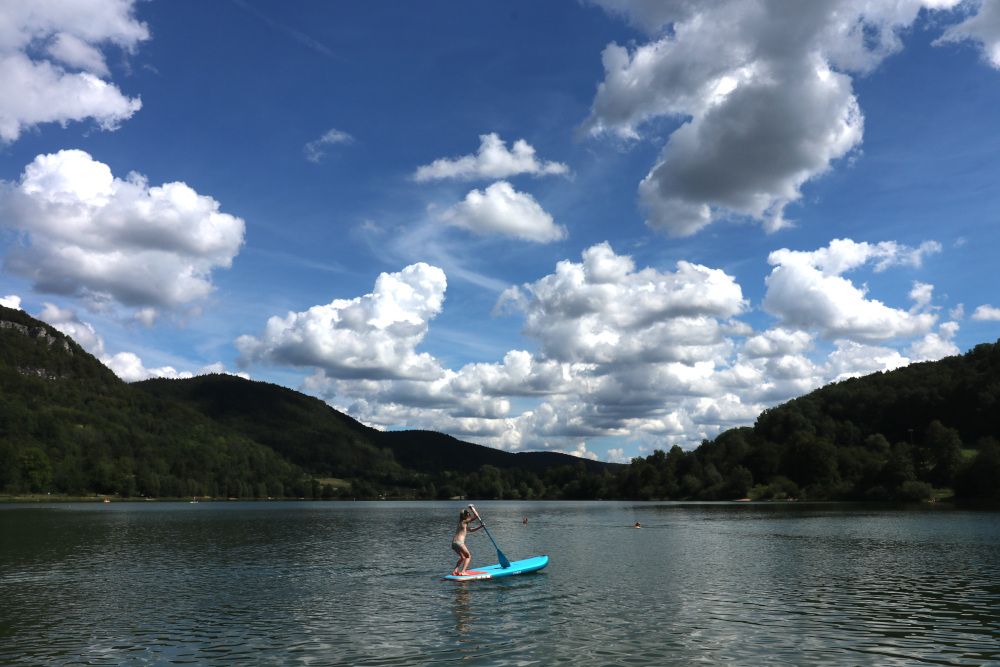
[0,0,148,142]
[937,0,1000,69]
[245,241,961,457]
[0,294,21,309]
[763,238,940,342]
[0,150,246,316]
[304,127,353,163]
[743,328,813,358]
[908,321,960,361]
[498,242,745,364]
[972,304,1000,321]
[606,447,629,463]
[583,0,964,236]
[236,262,448,380]
[37,302,244,382]
[441,181,566,243]
[103,355,251,383]
[414,133,569,182]
[563,442,599,461]
[38,302,105,355]
[825,340,911,382]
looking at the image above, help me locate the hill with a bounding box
[0,305,616,500]
[135,373,615,491]
[0,305,305,498]
[620,340,1000,502]
[4,303,998,501]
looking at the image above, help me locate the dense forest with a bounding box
[0,305,615,499]
[2,304,999,501]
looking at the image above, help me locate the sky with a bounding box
[1,0,999,463]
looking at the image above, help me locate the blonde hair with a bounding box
[460,508,473,520]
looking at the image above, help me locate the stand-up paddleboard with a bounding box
[442,555,549,581]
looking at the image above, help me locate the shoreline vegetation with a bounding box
[0,494,967,505]
[2,305,999,504]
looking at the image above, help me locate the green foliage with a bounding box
[0,305,619,500]
[3,302,997,503]
[615,340,1000,501]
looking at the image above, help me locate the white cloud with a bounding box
[38,302,104,355]
[307,245,755,451]
[441,181,567,243]
[583,0,963,236]
[908,321,960,362]
[37,303,244,382]
[743,328,813,358]
[103,351,193,383]
[937,0,1000,68]
[825,340,911,382]
[563,442,599,461]
[46,33,110,76]
[498,242,746,364]
[197,361,250,380]
[0,1,148,142]
[909,281,935,311]
[0,294,21,309]
[606,447,629,463]
[763,238,940,342]
[0,150,245,315]
[972,304,1000,321]
[133,307,158,327]
[414,133,569,182]
[250,241,961,456]
[236,262,448,380]
[304,127,354,163]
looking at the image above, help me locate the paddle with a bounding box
[469,504,511,569]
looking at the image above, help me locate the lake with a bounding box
[2,501,999,665]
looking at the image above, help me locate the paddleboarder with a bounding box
[451,506,484,576]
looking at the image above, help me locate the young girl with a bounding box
[451,506,483,575]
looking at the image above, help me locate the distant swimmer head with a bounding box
[634,522,641,528]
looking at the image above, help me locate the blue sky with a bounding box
[1,1,999,462]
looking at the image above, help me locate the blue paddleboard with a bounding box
[442,555,549,581]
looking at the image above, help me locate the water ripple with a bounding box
[2,502,999,665]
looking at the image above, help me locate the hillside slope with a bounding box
[135,374,615,478]
[622,340,1000,501]
[0,305,304,497]
[1,305,615,499]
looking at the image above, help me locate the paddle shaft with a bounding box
[470,505,511,568]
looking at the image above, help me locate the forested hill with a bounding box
[0,305,304,498]
[0,304,615,499]
[134,374,611,480]
[3,303,999,501]
[622,340,1000,502]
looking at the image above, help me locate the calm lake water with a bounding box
[2,501,999,666]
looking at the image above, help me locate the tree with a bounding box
[18,447,52,492]
[922,420,963,486]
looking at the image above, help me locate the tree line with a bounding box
[2,303,998,501]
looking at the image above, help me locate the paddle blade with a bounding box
[498,549,511,569]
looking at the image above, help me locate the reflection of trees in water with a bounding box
[451,584,473,636]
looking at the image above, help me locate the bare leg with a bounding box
[453,544,471,575]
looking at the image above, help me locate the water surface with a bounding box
[2,501,999,665]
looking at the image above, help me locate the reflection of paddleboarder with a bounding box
[451,506,484,576]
